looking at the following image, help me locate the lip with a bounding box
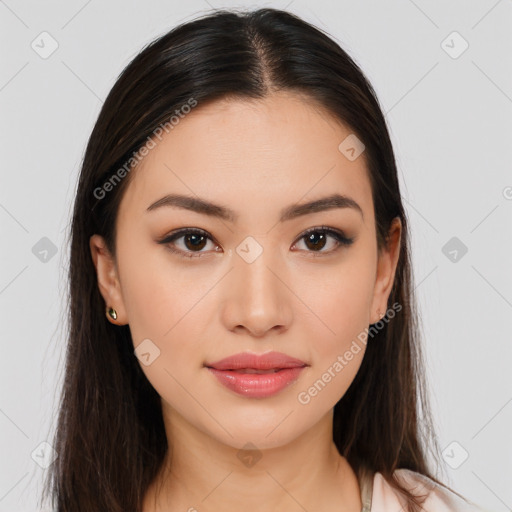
[206,351,307,370]
[205,351,308,398]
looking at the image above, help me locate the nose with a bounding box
[220,245,293,338]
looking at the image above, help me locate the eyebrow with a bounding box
[146,192,364,222]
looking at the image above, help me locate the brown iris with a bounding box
[304,232,327,251]
[184,233,208,251]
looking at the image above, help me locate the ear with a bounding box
[369,217,402,324]
[89,234,128,325]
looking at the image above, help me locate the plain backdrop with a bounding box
[0,0,511,510]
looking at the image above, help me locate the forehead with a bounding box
[118,91,373,224]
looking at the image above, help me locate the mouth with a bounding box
[205,350,307,371]
[204,351,308,398]
[206,366,307,398]
[222,368,283,374]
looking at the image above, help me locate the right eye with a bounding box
[158,228,221,259]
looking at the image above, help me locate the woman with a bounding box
[43,7,487,512]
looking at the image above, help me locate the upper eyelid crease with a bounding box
[146,193,364,223]
[159,226,354,256]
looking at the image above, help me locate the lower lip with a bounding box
[206,367,306,398]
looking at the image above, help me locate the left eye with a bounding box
[292,227,354,254]
[158,226,354,259]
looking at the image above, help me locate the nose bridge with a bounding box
[222,237,291,335]
[235,237,283,304]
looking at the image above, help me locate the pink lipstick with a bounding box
[205,351,307,398]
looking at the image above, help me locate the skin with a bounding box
[90,91,401,512]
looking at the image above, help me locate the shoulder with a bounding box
[370,468,489,512]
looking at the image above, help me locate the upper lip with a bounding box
[205,351,307,371]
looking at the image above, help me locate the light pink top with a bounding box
[359,468,489,512]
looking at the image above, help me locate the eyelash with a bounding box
[158,226,354,260]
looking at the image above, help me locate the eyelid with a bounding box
[294,225,353,246]
[158,227,219,259]
[158,225,354,258]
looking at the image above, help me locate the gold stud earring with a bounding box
[106,307,118,321]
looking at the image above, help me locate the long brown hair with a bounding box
[43,7,459,511]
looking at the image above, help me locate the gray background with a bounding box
[1,0,511,510]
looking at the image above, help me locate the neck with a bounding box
[142,406,362,512]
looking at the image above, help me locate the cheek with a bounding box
[293,256,375,353]
[117,241,217,370]
[291,250,376,408]
[118,250,216,414]
[117,237,185,330]
[294,272,372,410]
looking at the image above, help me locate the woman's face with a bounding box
[90,91,400,450]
